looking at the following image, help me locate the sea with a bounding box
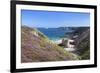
[37,27,73,41]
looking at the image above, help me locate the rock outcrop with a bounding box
[73,27,90,60]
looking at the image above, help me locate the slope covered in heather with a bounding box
[21,26,79,63]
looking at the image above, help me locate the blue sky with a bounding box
[21,10,90,28]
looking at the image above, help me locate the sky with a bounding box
[21,10,90,28]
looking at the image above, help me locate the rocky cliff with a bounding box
[73,27,90,60]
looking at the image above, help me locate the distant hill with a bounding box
[21,26,79,63]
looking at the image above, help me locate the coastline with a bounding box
[50,38,76,52]
[50,39,62,44]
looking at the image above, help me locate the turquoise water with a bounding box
[38,27,73,41]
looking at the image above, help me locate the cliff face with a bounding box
[73,27,90,60]
[21,26,78,63]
